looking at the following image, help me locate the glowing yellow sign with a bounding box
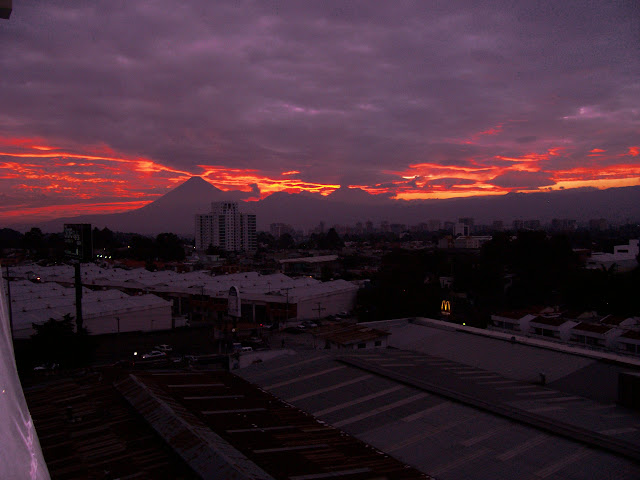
[441,300,451,315]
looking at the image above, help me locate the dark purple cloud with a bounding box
[489,171,555,189]
[0,0,638,191]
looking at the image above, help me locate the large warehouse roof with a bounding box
[239,347,640,479]
[8,264,358,303]
[9,280,170,338]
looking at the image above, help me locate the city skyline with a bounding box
[1,1,639,225]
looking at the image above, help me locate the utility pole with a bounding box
[74,263,83,333]
[281,287,293,329]
[312,302,326,322]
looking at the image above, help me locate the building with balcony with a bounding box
[195,201,256,252]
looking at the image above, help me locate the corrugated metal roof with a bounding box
[9,264,357,303]
[24,372,199,479]
[239,349,640,479]
[313,324,389,346]
[120,370,430,480]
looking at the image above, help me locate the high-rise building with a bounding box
[195,202,256,252]
[454,223,470,237]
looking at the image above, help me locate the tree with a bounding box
[0,228,23,250]
[206,244,226,256]
[356,250,443,321]
[22,227,44,255]
[156,232,185,261]
[129,234,155,260]
[277,232,295,250]
[30,314,93,367]
[321,228,343,250]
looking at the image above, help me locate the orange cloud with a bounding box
[198,165,339,197]
[2,134,640,220]
[0,200,152,222]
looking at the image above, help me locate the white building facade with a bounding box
[195,202,257,252]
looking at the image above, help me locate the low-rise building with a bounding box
[569,322,618,349]
[9,280,172,338]
[529,316,578,341]
[618,330,640,355]
[279,254,339,277]
[586,239,639,273]
[489,312,537,333]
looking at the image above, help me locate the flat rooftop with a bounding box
[238,345,640,480]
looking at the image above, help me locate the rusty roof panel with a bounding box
[23,373,199,480]
[116,374,275,480]
[130,370,430,480]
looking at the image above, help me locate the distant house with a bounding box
[529,316,577,342]
[490,312,537,334]
[279,255,339,278]
[311,323,389,350]
[569,322,618,349]
[618,330,640,355]
[586,239,639,273]
[601,315,636,329]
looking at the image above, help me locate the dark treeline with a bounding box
[357,231,640,324]
[0,227,187,263]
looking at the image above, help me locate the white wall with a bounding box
[84,304,172,335]
[0,271,50,479]
[296,290,357,320]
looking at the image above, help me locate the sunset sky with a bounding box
[1,1,639,224]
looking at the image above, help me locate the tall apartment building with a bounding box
[195,202,256,252]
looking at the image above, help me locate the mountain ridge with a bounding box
[9,177,640,234]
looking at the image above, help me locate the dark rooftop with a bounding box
[571,322,613,335]
[493,309,538,320]
[118,369,430,480]
[530,316,574,327]
[312,323,390,346]
[23,371,199,480]
[602,315,633,326]
[621,330,640,341]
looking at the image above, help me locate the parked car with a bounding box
[33,362,59,372]
[155,344,173,352]
[241,346,253,353]
[283,327,302,334]
[142,350,167,359]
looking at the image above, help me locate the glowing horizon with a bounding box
[1,137,638,224]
